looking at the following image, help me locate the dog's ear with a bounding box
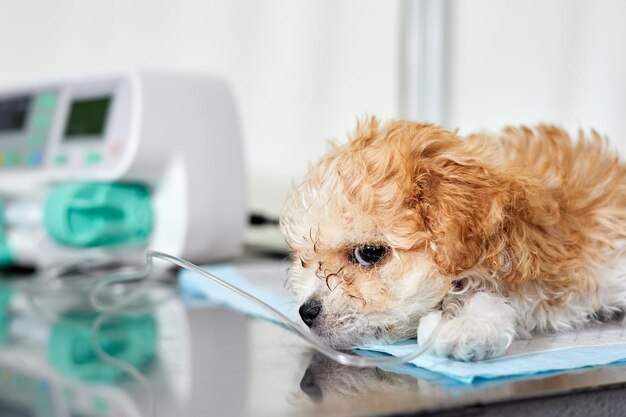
[415,136,559,276]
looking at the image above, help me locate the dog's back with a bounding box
[498,125,626,252]
[495,125,626,329]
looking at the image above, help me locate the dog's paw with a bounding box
[417,293,516,361]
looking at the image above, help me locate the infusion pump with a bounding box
[0,71,246,268]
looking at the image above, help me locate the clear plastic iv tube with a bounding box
[90,250,445,368]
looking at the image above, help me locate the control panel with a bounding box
[0,78,131,176]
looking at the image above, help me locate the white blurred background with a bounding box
[1,0,625,216]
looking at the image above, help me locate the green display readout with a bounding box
[64,96,111,139]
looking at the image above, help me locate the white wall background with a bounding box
[0,0,402,215]
[3,0,626,216]
[447,0,626,156]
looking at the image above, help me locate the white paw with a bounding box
[417,293,516,361]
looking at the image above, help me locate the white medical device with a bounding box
[0,71,245,268]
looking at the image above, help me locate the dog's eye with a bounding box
[351,245,388,267]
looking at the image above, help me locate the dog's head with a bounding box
[280,118,558,348]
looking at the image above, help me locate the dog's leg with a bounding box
[417,292,516,361]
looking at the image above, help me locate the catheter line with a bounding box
[89,250,446,369]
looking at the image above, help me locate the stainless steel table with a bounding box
[157,306,626,417]
[1,257,625,417]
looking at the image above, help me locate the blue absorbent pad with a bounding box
[178,263,626,384]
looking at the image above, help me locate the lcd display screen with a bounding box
[64,96,111,139]
[0,96,31,133]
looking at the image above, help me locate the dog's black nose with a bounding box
[299,299,322,327]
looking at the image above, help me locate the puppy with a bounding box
[280,118,626,361]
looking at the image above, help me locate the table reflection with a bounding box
[0,271,191,417]
[298,352,422,403]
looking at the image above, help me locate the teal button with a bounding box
[62,386,74,401]
[85,152,102,165]
[54,154,68,166]
[28,133,45,145]
[31,113,52,129]
[5,152,21,166]
[28,151,43,166]
[35,92,57,109]
[91,396,109,413]
[14,373,27,388]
